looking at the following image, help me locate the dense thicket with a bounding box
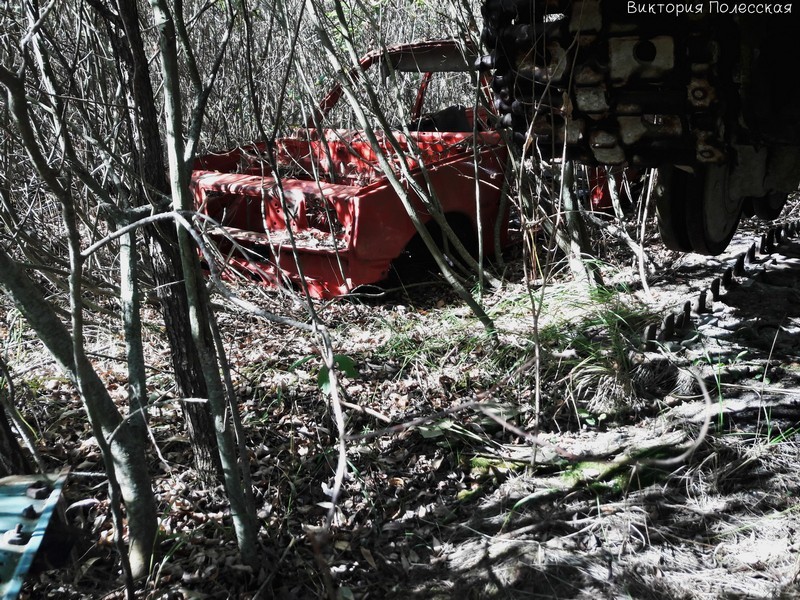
[0,0,490,591]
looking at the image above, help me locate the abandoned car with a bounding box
[191,40,510,298]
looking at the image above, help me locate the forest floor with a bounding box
[12,200,800,599]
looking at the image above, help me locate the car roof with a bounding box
[361,39,479,73]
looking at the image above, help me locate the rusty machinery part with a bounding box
[642,218,800,350]
[480,0,800,255]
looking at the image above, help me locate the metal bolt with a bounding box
[734,253,745,276]
[21,505,39,520]
[746,243,756,264]
[26,482,51,500]
[694,289,709,313]
[722,267,733,289]
[643,323,657,351]
[22,504,40,520]
[760,233,770,254]
[661,314,675,339]
[4,523,27,546]
[710,278,721,301]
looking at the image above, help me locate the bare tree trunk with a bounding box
[0,52,158,577]
[120,223,148,434]
[0,245,157,579]
[148,238,223,481]
[91,0,222,481]
[0,403,29,477]
[0,358,31,477]
[147,0,258,566]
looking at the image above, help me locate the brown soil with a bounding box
[12,200,800,599]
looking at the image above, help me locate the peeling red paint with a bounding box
[191,40,510,298]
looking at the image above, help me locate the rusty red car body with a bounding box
[191,40,509,298]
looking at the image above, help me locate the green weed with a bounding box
[317,354,358,396]
[557,286,656,416]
